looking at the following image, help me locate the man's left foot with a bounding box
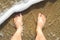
[14,13,23,32]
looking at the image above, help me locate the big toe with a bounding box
[41,14,46,24]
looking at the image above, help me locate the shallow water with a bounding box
[0,0,60,40]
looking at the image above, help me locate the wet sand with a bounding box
[0,0,60,40]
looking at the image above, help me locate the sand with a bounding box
[0,0,60,40]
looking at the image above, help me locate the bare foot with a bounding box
[36,13,46,40]
[14,14,23,28]
[11,14,23,40]
[14,13,23,32]
[37,13,46,31]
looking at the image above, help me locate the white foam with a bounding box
[0,0,43,25]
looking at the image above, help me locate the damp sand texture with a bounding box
[0,0,60,40]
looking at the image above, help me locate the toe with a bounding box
[41,14,46,24]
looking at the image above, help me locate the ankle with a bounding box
[36,27,42,34]
[16,24,23,29]
[17,27,23,33]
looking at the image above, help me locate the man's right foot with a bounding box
[37,13,46,33]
